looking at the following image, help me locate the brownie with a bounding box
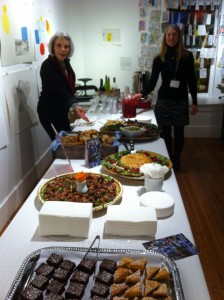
[53,268,70,283]
[45,293,64,300]
[95,270,113,286]
[46,279,65,295]
[59,259,76,273]
[20,285,43,300]
[91,282,109,298]
[92,297,109,300]
[35,263,55,278]
[30,274,49,291]
[70,269,90,285]
[99,259,117,274]
[65,282,85,299]
[47,253,64,268]
[78,257,96,274]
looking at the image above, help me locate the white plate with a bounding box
[136,116,152,123]
[140,191,175,218]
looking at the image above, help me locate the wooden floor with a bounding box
[175,138,224,300]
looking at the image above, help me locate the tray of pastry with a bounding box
[6,246,185,300]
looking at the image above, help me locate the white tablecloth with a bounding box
[0,110,210,300]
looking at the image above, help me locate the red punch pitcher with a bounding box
[122,94,136,118]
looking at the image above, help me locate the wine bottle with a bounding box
[107,77,111,91]
[99,78,105,91]
[111,77,118,90]
[104,75,108,90]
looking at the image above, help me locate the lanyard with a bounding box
[167,59,179,80]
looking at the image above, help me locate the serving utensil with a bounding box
[51,123,74,171]
[77,235,100,279]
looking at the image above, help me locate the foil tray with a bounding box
[5,246,185,300]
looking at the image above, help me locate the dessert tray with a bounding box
[6,246,185,300]
[37,172,123,212]
[102,150,172,180]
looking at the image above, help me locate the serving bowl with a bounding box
[135,116,152,124]
[120,126,146,138]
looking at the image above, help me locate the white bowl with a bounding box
[120,126,146,138]
[136,116,151,124]
[140,191,175,218]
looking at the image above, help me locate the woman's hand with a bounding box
[133,93,142,102]
[191,104,198,115]
[74,106,89,122]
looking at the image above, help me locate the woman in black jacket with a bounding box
[142,25,198,171]
[37,31,88,141]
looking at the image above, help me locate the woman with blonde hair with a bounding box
[142,25,198,171]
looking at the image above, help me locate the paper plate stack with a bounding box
[140,192,175,218]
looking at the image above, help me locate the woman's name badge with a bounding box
[170,80,180,88]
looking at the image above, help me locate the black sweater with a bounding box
[37,55,77,119]
[142,48,198,105]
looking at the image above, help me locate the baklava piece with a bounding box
[99,258,117,274]
[152,283,168,298]
[30,274,49,291]
[96,270,113,286]
[46,253,64,268]
[59,259,76,274]
[110,283,129,298]
[152,267,170,281]
[35,263,55,278]
[46,279,65,295]
[53,267,70,283]
[145,266,160,280]
[144,279,161,297]
[124,281,142,298]
[91,282,109,298]
[125,269,141,285]
[117,256,134,268]
[20,285,43,300]
[70,269,90,285]
[127,258,147,273]
[65,281,85,299]
[113,267,133,283]
[78,257,96,274]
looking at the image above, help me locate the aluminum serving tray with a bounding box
[6,246,185,300]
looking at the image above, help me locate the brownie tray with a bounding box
[5,246,185,300]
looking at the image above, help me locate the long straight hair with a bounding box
[159,25,188,61]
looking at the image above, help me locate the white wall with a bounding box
[66,0,139,92]
[0,0,69,231]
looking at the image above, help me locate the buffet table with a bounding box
[0,110,210,300]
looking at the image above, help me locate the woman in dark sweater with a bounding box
[142,25,198,171]
[37,31,88,141]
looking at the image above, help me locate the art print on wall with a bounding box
[3,69,38,136]
[0,1,35,66]
[33,6,53,61]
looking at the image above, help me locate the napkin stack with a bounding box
[140,163,169,178]
[38,202,92,237]
[105,206,157,237]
